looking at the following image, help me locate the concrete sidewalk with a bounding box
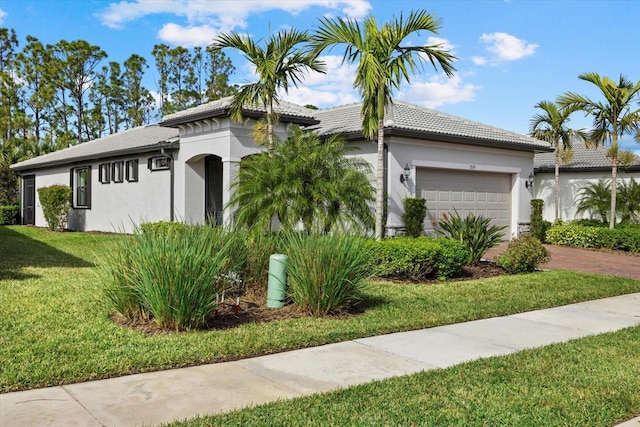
[2,293,640,427]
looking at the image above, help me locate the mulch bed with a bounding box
[111,261,508,335]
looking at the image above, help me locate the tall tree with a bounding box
[559,73,640,229]
[204,46,237,101]
[15,36,56,146]
[529,100,587,221]
[312,11,456,239]
[151,43,171,117]
[123,54,153,128]
[54,39,107,144]
[212,28,325,147]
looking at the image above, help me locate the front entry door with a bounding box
[205,156,223,225]
[22,175,35,225]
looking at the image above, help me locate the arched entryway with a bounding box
[205,155,223,225]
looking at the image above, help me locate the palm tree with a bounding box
[529,100,587,222]
[312,10,456,240]
[228,126,375,233]
[576,179,611,223]
[617,178,640,223]
[212,29,325,147]
[558,73,640,229]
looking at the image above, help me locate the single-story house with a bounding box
[533,144,640,222]
[11,96,552,236]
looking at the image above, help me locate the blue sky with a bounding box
[2,0,639,152]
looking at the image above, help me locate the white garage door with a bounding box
[416,168,511,237]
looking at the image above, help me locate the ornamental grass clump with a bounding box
[101,225,244,330]
[284,233,373,316]
[437,209,506,264]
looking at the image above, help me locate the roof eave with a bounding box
[10,141,179,173]
[535,165,640,173]
[161,109,320,127]
[315,126,553,152]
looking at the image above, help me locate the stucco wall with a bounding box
[344,137,535,238]
[534,170,640,222]
[26,153,172,233]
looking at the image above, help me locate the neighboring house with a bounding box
[533,144,640,222]
[11,97,551,237]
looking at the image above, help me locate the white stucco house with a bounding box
[11,97,552,237]
[533,144,640,222]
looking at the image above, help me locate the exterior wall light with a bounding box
[525,172,534,190]
[400,163,410,184]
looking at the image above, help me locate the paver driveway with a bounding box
[485,243,640,280]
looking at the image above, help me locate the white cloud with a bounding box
[97,0,371,45]
[471,56,487,65]
[427,36,456,54]
[478,32,538,64]
[158,23,220,47]
[397,75,480,109]
[0,8,6,24]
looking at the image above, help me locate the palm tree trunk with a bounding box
[267,101,273,149]
[554,154,560,222]
[374,117,385,240]
[610,160,617,230]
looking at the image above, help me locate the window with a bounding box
[148,156,171,171]
[126,159,138,182]
[71,166,91,208]
[112,161,124,183]
[99,163,111,184]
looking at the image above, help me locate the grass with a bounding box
[2,225,640,393]
[166,325,640,426]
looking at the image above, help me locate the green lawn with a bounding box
[2,225,640,393]
[166,325,640,427]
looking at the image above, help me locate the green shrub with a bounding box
[37,185,71,231]
[546,223,640,253]
[496,234,550,274]
[529,199,544,241]
[402,197,427,238]
[371,237,468,281]
[101,225,244,330]
[0,205,19,225]
[140,221,191,235]
[437,209,507,264]
[283,233,373,316]
[433,238,469,279]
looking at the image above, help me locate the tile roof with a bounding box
[11,124,178,171]
[534,144,640,171]
[161,96,319,125]
[311,101,551,151]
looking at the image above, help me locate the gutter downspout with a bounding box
[161,148,175,222]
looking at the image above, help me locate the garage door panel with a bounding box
[416,168,511,237]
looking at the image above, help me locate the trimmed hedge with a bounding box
[371,237,468,281]
[37,185,71,231]
[402,197,427,238]
[546,223,640,253]
[0,205,19,225]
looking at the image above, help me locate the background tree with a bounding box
[529,100,587,221]
[229,127,374,233]
[559,73,640,229]
[54,39,107,144]
[123,54,154,128]
[15,35,55,147]
[212,28,325,147]
[312,10,456,240]
[204,46,237,101]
